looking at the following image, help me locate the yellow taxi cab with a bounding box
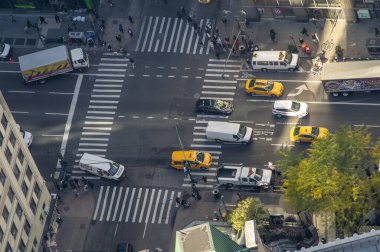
[245,79,284,97]
[171,151,212,170]
[290,126,329,143]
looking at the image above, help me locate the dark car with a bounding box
[116,242,133,252]
[195,98,233,115]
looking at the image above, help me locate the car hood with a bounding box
[299,102,309,115]
[0,44,10,58]
[22,130,33,146]
[290,53,299,66]
[260,169,272,185]
[317,128,330,139]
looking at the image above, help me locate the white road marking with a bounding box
[99,186,110,221]
[79,143,108,147]
[180,22,189,53]
[94,84,123,88]
[199,97,233,101]
[92,89,121,93]
[191,144,222,148]
[49,92,74,95]
[95,74,125,77]
[132,188,143,223]
[196,114,229,118]
[186,24,194,54]
[148,17,159,52]
[42,134,63,137]
[106,187,117,221]
[8,90,35,93]
[162,17,170,52]
[203,79,237,83]
[158,190,168,224]
[201,91,235,95]
[207,64,241,68]
[165,191,175,224]
[11,111,29,114]
[209,58,241,63]
[182,184,214,188]
[83,127,112,130]
[141,16,153,52]
[99,63,129,66]
[95,79,123,83]
[82,132,111,136]
[173,19,183,52]
[93,186,104,220]
[206,69,240,73]
[90,100,119,104]
[98,68,127,72]
[88,105,117,109]
[145,189,155,223]
[101,58,130,62]
[118,187,129,222]
[151,189,162,224]
[202,85,236,89]
[91,95,120,99]
[86,116,114,120]
[87,111,115,114]
[167,18,178,52]
[125,188,136,222]
[138,188,149,223]
[80,137,109,141]
[77,148,107,152]
[135,16,147,52]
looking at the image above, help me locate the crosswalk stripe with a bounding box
[162,17,171,52]
[93,186,104,220]
[193,19,202,54]
[93,89,121,93]
[194,126,206,130]
[91,95,120,98]
[94,84,123,88]
[100,58,130,62]
[141,16,152,52]
[165,191,175,224]
[202,85,236,89]
[139,188,149,223]
[132,188,143,223]
[95,74,125,77]
[80,137,109,141]
[184,178,217,182]
[148,17,159,52]
[79,143,108,147]
[135,16,147,52]
[145,189,155,223]
[193,132,205,136]
[193,138,214,142]
[89,105,118,109]
[106,187,117,221]
[77,148,107,152]
[174,19,183,52]
[98,68,127,72]
[125,188,136,222]
[83,126,112,130]
[201,91,235,95]
[87,111,115,115]
[151,189,162,224]
[199,18,209,55]
[84,121,113,125]
[99,63,129,66]
[95,79,123,83]
[158,190,168,224]
[159,17,165,34]
[86,116,114,120]
[186,25,194,54]
[203,79,237,83]
[209,58,242,63]
[112,187,123,221]
[196,114,229,118]
[167,18,177,52]
[118,187,129,222]
[201,150,222,154]
[82,132,111,135]
[99,186,110,221]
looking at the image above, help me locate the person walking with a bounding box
[128,16,134,24]
[24,25,29,33]
[130,58,135,69]
[301,27,309,36]
[175,197,180,207]
[39,16,48,25]
[128,29,133,37]
[375,28,380,37]
[55,14,61,23]
[237,192,242,202]
[116,34,122,42]
[270,29,276,42]
[202,176,207,183]
[119,24,124,33]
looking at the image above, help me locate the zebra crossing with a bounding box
[71,53,130,179]
[183,59,242,188]
[92,186,181,225]
[135,16,212,54]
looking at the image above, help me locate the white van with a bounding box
[251,51,299,72]
[79,153,125,181]
[206,121,253,144]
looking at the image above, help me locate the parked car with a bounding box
[272,100,308,118]
[171,151,212,170]
[290,126,329,143]
[116,242,132,252]
[16,124,33,147]
[195,98,233,115]
[245,79,284,97]
[0,43,12,61]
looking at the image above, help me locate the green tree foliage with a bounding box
[278,126,379,236]
[227,197,270,232]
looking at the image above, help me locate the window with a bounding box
[34,183,41,197]
[0,131,3,146]
[33,238,38,247]
[26,166,32,181]
[18,150,24,164]
[2,207,9,222]
[11,223,18,238]
[24,220,31,235]
[16,203,22,219]
[18,240,26,252]
[5,146,12,163]
[13,165,20,180]
[39,214,44,223]
[0,226,3,243]
[22,181,29,196]
[30,198,36,214]
[0,169,6,185]
[5,243,12,252]
[9,132,16,147]
[8,187,14,202]
[257,61,269,65]
[1,114,8,129]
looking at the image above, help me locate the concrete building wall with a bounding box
[0,92,51,252]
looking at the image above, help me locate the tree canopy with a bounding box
[227,197,270,232]
[278,126,380,236]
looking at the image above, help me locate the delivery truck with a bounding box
[19,45,89,84]
[321,60,380,97]
[216,164,272,189]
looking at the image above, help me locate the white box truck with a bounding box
[79,153,125,181]
[19,45,89,84]
[205,121,253,144]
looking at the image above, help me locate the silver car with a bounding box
[272,100,308,118]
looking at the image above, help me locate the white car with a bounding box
[16,124,33,147]
[272,100,308,118]
[0,43,11,60]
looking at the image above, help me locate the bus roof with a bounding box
[322,60,380,81]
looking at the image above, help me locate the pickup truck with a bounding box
[216,164,272,189]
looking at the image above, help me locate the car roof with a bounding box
[274,100,293,109]
[297,126,314,134]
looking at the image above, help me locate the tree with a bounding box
[278,126,378,236]
[227,197,270,232]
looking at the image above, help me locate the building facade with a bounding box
[0,92,51,252]
[0,0,91,11]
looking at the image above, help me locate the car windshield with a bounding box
[263,82,274,91]
[284,52,292,64]
[291,101,301,111]
[254,168,263,181]
[293,127,300,136]
[108,162,120,176]
[20,130,25,137]
[237,125,247,138]
[311,127,319,137]
[214,100,229,109]
[196,152,204,162]
[0,44,4,53]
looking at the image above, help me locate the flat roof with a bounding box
[19,45,69,71]
[322,61,380,81]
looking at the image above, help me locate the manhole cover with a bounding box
[26,38,37,46]
[14,38,25,45]
[3,38,13,44]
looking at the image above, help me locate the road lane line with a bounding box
[165,191,175,224]
[132,188,143,223]
[145,189,155,224]
[173,19,183,52]
[138,188,150,223]
[93,186,104,220]
[8,90,35,93]
[95,79,123,83]
[158,190,168,224]
[180,22,189,53]
[99,186,110,221]
[148,17,159,52]
[86,116,114,120]
[125,188,136,222]
[80,137,109,141]
[118,187,130,222]
[191,144,222,148]
[202,86,236,89]
[106,187,117,221]
[151,189,162,224]
[82,132,110,136]
[11,111,29,114]
[135,16,147,51]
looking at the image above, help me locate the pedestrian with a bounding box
[180,6,187,16]
[311,33,319,44]
[9,15,15,23]
[116,34,122,42]
[215,51,220,59]
[375,28,380,37]
[68,25,72,33]
[39,16,48,25]
[202,176,207,183]
[299,37,304,45]
[301,27,309,36]
[55,14,60,23]
[128,29,133,37]
[193,22,198,30]
[237,192,242,202]
[130,58,135,68]
[119,24,124,33]
[74,188,79,197]
[187,16,192,23]
[128,16,134,24]
[84,184,89,192]
[108,44,112,52]
[175,197,180,207]
[270,29,276,42]
[222,16,227,24]
[26,20,31,28]
[24,25,29,33]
